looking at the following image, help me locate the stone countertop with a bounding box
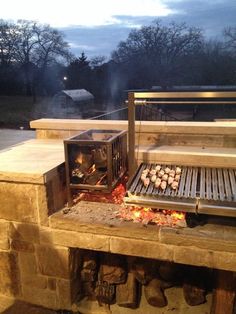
[49,201,236,272]
[31,118,236,135]
[0,139,65,184]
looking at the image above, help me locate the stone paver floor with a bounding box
[0,129,35,150]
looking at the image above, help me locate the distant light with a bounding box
[63,76,68,81]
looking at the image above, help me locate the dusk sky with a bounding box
[1,0,236,58]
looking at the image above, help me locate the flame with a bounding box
[72,176,186,228]
[171,211,185,220]
[75,152,83,164]
[88,164,96,174]
[117,206,186,227]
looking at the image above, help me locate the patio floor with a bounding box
[0,129,35,150]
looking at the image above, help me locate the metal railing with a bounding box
[89,107,128,120]
[88,104,180,121]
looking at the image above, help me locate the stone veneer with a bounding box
[0,119,235,312]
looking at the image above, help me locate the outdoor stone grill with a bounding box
[0,116,236,313]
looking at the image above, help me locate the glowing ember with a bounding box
[116,206,186,227]
[74,182,126,204]
[73,177,186,227]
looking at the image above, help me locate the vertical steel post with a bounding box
[128,92,136,178]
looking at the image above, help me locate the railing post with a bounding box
[128,92,136,178]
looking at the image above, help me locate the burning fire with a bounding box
[116,206,186,227]
[75,182,126,204]
[89,164,96,174]
[74,181,186,227]
[75,152,83,164]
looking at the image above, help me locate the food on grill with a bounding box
[160,181,167,190]
[143,177,150,187]
[175,174,181,182]
[150,169,157,176]
[142,169,149,175]
[140,164,181,191]
[168,176,174,185]
[171,181,179,190]
[176,167,182,175]
[164,167,171,174]
[169,170,175,177]
[162,174,168,181]
[155,165,161,171]
[141,174,147,181]
[155,178,162,188]
[151,174,157,183]
[158,169,165,177]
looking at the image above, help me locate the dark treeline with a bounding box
[0,19,236,106]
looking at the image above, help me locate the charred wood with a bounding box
[131,257,159,285]
[85,170,106,185]
[82,251,97,270]
[95,280,116,305]
[99,253,126,284]
[159,261,182,284]
[144,278,167,307]
[211,270,236,314]
[116,272,139,309]
[81,269,97,282]
[80,251,98,282]
[79,281,96,301]
[183,266,208,306]
[92,148,107,169]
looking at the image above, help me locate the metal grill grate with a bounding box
[126,163,236,217]
[128,163,199,199]
[200,168,236,202]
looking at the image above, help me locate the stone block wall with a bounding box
[0,163,78,310]
[0,218,81,310]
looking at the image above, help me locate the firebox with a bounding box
[64,129,127,204]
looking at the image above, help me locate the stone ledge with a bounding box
[48,201,236,272]
[0,139,64,184]
[30,118,236,135]
[137,145,236,168]
[49,202,159,242]
[159,222,236,253]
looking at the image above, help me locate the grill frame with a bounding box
[125,162,236,217]
[64,129,127,205]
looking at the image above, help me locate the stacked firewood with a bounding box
[78,251,210,309]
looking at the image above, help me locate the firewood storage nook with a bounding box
[0,90,236,313]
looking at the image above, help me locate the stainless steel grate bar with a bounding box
[212,168,218,201]
[127,163,236,208]
[200,168,205,199]
[206,168,212,200]
[229,169,236,202]
[217,169,225,201]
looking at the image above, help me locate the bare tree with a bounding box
[224,26,236,54]
[0,20,20,66]
[112,20,203,87]
[0,19,72,96]
[15,20,72,95]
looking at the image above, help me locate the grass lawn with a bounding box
[0,96,52,129]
